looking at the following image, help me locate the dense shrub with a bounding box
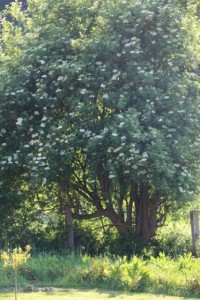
[153,220,192,257]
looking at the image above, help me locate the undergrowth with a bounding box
[0,252,199,298]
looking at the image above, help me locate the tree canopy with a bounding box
[0,0,200,247]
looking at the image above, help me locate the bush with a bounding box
[153,220,192,257]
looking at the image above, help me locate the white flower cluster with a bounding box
[16,118,23,126]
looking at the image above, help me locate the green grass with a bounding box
[0,289,199,300]
[0,253,200,298]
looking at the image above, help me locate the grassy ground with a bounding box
[0,253,200,298]
[0,289,199,300]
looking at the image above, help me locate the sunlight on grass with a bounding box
[0,289,199,300]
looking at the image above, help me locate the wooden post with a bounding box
[190,210,199,255]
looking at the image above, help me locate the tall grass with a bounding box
[0,252,199,298]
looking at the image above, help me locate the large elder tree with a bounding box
[0,0,199,248]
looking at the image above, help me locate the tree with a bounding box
[0,0,199,247]
[1,245,31,300]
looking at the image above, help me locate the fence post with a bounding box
[190,210,199,255]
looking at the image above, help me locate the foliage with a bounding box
[195,239,200,257]
[0,197,197,257]
[0,185,68,251]
[1,245,31,300]
[0,0,200,246]
[0,0,13,12]
[153,220,192,257]
[0,199,197,257]
[1,245,31,269]
[0,252,200,297]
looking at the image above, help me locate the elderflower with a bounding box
[103,93,109,99]
[16,118,23,126]
[80,89,87,94]
[108,174,115,179]
[42,178,47,185]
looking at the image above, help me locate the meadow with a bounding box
[0,252,199,299]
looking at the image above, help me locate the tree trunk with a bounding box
[135,185,157,244]
[104,204,134,235]
[64,205,75,252]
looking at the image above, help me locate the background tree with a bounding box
[0,0,199,248]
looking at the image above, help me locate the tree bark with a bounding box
[64,205,75,252]
[135,185,157,243]
[103,204,133,235]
